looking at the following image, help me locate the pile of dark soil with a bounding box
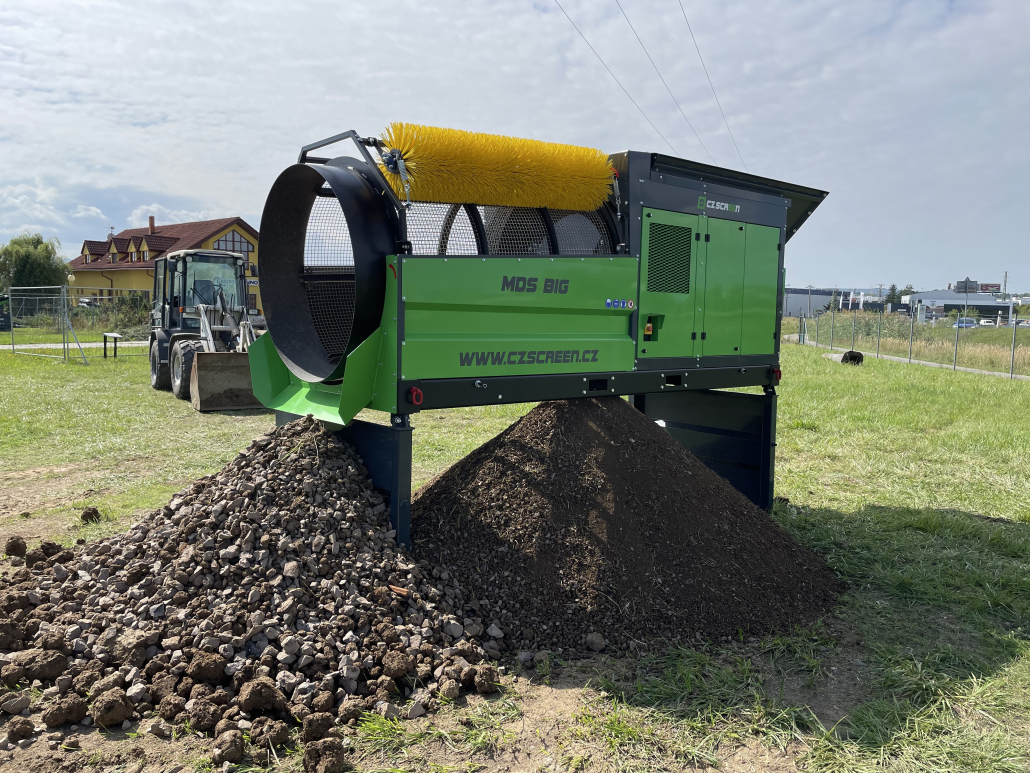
[412,397,842,655]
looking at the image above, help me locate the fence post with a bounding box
[852,312,856,351]
[953,321,959,370]
[908,312,915,363]
[876,311,881,358]
[830,310,834,351]
[816,314,820,347]
[1012,314,1018,379]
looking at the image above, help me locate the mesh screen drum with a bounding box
[550,209,614,255]
[258,161,392,383]
[483,207,551,255]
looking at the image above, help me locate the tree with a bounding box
[901,284,915,297]
[0,233,68,292]
[884,284,900,304]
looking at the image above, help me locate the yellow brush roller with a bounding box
[378,122,614,212]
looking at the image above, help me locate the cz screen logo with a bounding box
[697,196,740,214]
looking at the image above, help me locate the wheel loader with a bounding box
[148,249,265,411]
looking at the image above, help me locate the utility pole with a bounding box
[877,283,883,302]
[806,285,813,317]
[1003,271,1008,298]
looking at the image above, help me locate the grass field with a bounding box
[784,312,1030,375]
[1,344,1028,772]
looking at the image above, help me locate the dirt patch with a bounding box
[412,397,843,655]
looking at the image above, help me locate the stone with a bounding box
[90,688,134,728]
[238,677,287,713]
[302,711,335,742]
[186,652,228,684]
[585,632,605,652]
[0,693,30,714]
[6,717,34,741]
[405,702,426,720]
[41,695,88,727]
[3,536,26,557]
[187,699,221,731]
[443,621,464,639]
[486,624,504,639]
[126,684,150,704]
[283,561,301,578]
[212,729,244,764]
[144,718,172,738]
[303,737,347,773]
[381,651,414,679]
[438,680,460,700]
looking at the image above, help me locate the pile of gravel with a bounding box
[0,417,501,768]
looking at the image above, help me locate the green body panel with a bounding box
[248,315,384,426]
[740,224,780,355]
[637,208,700,359]
[701,218,746,356]
[369,258,401,413]
[400,256,637,379]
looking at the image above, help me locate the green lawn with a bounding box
[1,343,1029,772]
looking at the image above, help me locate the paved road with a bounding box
[2,340,148,351]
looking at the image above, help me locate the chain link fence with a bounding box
[5,286,150,361]
[788,310,1030,378]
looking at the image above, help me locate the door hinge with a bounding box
[701,331,707,340]
[691,332,697,340]
[695,232,701,241]
[704,234,710,242]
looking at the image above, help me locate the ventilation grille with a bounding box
[304,185,354,272]
[646,223,691,294]
[551,209,613,255]
[483,206,550,255]
[305,279,356,361]
[406,203,480,254]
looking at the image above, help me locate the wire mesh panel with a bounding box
[406,203,479,255]
[303,185,356,361]
[303,185,354,272]
[483,207,550,255]
[646,222,692,294]
[550,209,614,255]
[305,280,356,361]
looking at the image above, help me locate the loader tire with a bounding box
[170,340,201,400]
[150,342,170,390]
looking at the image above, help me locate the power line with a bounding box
[678,1,748,171]
[614,0,714,163]
[553,0,679,155]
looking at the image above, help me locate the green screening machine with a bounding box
[250,125,827,545]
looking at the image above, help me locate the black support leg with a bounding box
[632,388,777,511]
[335,415,413,547]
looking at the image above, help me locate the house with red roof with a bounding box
[67,215,261,310]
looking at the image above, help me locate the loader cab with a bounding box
[149,250,251,394]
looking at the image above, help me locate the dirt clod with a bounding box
[303,737,347,773]
[3,536,26,558]
[80,507,102,524]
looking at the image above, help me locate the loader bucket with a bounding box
[189,351,264,412]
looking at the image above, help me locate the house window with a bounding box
[84,254,90,263]
[213,229,254,254]
[142,250,149,260]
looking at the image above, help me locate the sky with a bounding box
[1,0,1027,291]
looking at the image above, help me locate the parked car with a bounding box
[979,318,996,327]
[1018,319,1030,328]
[953,318,978,328]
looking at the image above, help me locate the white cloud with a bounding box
[72,204,105,219]
[127,204,226,228]
[0,0,1027,288]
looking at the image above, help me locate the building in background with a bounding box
[67,216,261,311]
[902,290,1015,321]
